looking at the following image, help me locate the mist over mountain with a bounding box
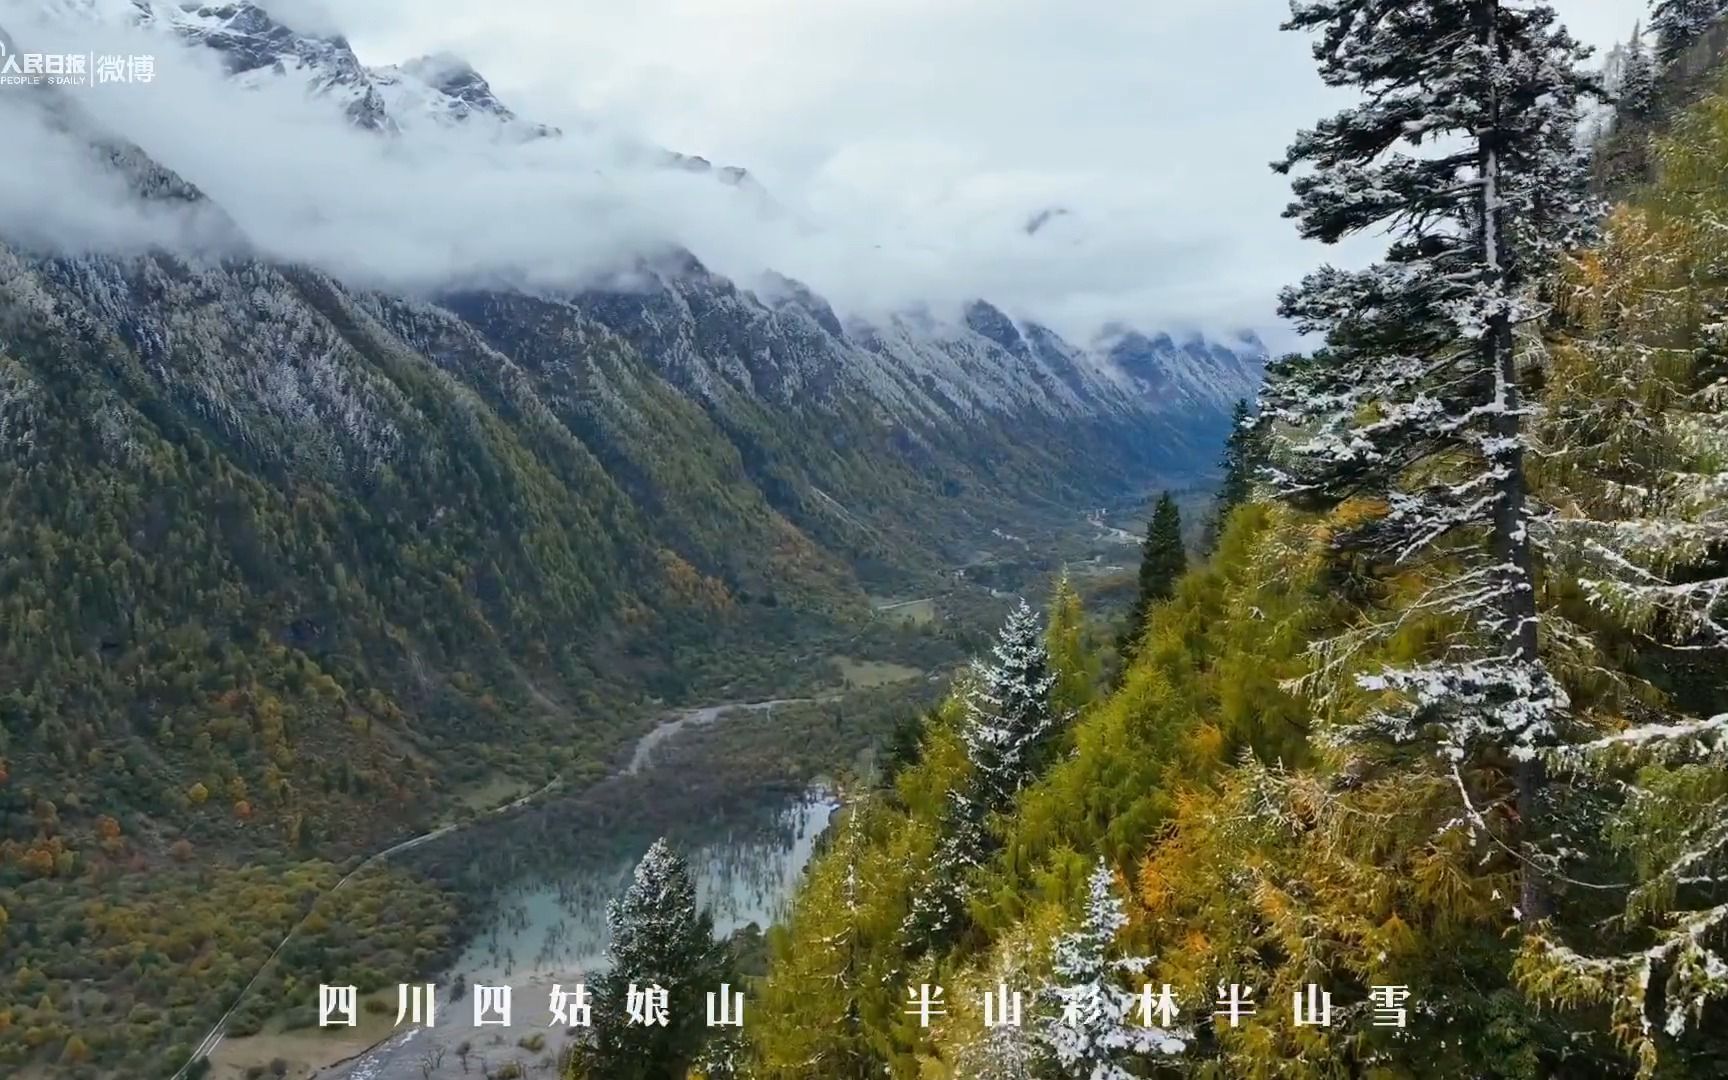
[0,0,1274,352]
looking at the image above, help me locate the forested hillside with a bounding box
[730,7,1728,1080]
[0,91,1247,860]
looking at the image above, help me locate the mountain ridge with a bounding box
[7,0,1270,400]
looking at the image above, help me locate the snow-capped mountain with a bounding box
[142,1,394,129]
[2,0,1267,416]
[369,53,558,138]
[0,0,1265,509]
[26,0,561,138]
[1093,325,1269,415]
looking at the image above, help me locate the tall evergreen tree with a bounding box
[902,600,1058,949]
[589,839,726,1080]
[1264,0,1596,923]
[1203,400,1267,551]
[1619,23,1659,120]
[1040,861,1185,1078]
[1652,0,1721,62]
[1119,494,1185,659]
[959,598,1061,811]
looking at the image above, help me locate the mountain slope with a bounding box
[0,74,1253,855]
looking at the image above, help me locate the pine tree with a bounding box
[1651,0,1721,62]
[903,601,1058,950]
[1119,494,1185,660]
[1203,400,1267,551]
[1040,861,1185,1078]
[1265,0,1596,924]
[1619,23,1659,120]
[591,839,725,1080]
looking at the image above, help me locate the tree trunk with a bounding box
[1480,0,1549,923]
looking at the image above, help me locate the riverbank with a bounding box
[202,694,868,1080]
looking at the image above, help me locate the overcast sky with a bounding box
[307,0,1649,343]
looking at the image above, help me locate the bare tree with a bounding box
[418,1045,446,1079]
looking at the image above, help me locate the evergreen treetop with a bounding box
[902,598,1062,952]
[590,838,725,1080]
[1619,23,1659,120]
[1652,0,1721,62]
[1120,493,1185,660]
[1041,861,1185,1079]
[961,598,1060,814]
[1203,400,1267,551]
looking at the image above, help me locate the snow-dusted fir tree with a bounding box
[1263,0,1597,922]
[903,600,1059,950]
[592,838,725,1080]
[1040,861,1185,1079]
[1618,23,1659,120]
[1651,0,1722,62]
[957,1020,1046,1080]
[963,598,1061,810]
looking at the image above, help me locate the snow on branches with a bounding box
[1521,711,1728,1073]
[902,599,1060,951]
[1510,171,1728,1074]
[962,598,1061,812]
[1266,4,1600,882]
[1651,0,1724,63]
[1040,861,1186,1079]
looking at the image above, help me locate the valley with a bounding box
[186,508,1163,1080]
[0,5,1258,1078]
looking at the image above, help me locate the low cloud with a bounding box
[0,0,1644,347]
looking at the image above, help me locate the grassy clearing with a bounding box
[831,656,926,689]
[870,596,938,625]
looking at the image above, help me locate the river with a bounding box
[296,699,840,1080]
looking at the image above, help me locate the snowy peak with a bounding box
[756,271,847,339]
[133,0,393,129]
[1094,324,1266,411]
[396,53,501,113]
[963,300,1030,359]
[661,151,773,206]
[98,2,547,137]
[370,52,560,139]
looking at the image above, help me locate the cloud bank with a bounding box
[0,0,1647,345]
